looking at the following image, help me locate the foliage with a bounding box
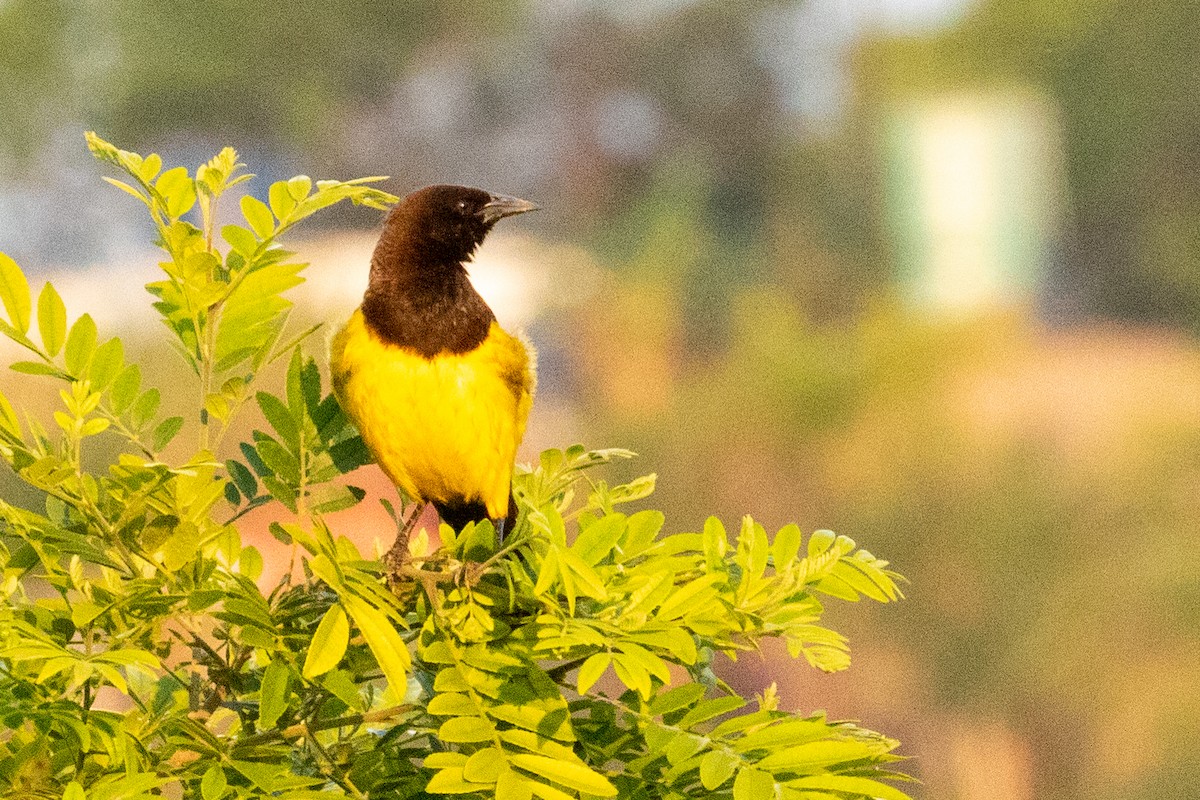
[0,135,911,799]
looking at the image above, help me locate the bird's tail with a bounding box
[433,493,518,540]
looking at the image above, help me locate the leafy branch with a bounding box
[0,136,912,800]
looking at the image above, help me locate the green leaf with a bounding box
[64,314,97,376]
[322,670,365,711]
[464,748,507,784]
[341,595,410,692]
[784,775,913,800]
[758,739,887,772]
[807,529,837,558]
[37,282,66,356]
[88,337,124,390]
[330,435,372,472]
[10,361,61,376]
[495,767,535,800]
[269,180,297,219]
[733,767,774,800]
[576,653,610,694]
[572,513,624,566]
[152,416,184,450]
[428,691,479,716]
[240,546,263,580]
[772,523,802,569]
[258,659,290,729]
[230,760,282,793]
[226,459,258,498]
[109,363,141,412]
[256,437,300,484]
[241,195,275,239]
[438,715,496,743]
[156,166,197,218]
[665,732,708,765]
[137,152,161,181]
[0,252,31,335]
[612,653,651,699]
[101,176,150,205]
[426,767,486,795]
[308,484,366,514]
[80,417,110,437]
[222,225,258,257]
[302,605,349,680]
[650,683,707,717]
[287,175,312,201]
[62,782,86,800]
[508,754,616,796]
[201,765,228,800]
[657,573,725,622]
[0,389,19,437]
[425,753,469,769]
[132,388,161,430]
[700,750,740,790]
[677,696,746,730]
[256,392,299,452]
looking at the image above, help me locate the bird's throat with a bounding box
[361,258,496,358]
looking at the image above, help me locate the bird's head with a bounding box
[380,184,539,267]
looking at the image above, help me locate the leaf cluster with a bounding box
[0,136,912,800]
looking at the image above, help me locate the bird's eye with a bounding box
[456,200,468,212]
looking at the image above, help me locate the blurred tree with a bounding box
[853,0,1200,327]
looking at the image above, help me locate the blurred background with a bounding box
[2,0,1198,797]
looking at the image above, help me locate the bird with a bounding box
[330,185,538,539]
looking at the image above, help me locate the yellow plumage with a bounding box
[330,308,535,519]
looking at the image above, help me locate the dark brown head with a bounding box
[374,184,539,272]
[362,185,538,355]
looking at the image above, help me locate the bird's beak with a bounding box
[480,194,539,224]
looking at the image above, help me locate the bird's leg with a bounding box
[384,501,426,581]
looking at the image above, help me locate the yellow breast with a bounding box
[330,309,535,519]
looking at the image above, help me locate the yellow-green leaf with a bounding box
[341,595,410,692]
[0,252,31,335]
[785,775,913,800]
[302,604,349,679]
[576,653,610,694]
[222,225,258,257]
[88,337,124,390]
[64,314,97,377]
[438,715,496,743]
[241,195,275,239]
[772,523,802,569]
[0,391,18,437]
[268,181,297,220]
[258,659,290,729]
[37,283,66,356]
[426,767,485,795]
[733,767,774,800]
[200,766,227,800]
[428,692,478,716]
[758,739,887,772]
[700,750,739,790]
[508,754,616,797]
[464,748,507,783]
[80,418,110,437]
[156,166,197,218]
[495,767,533,800]
[152,416,184,451]
[287,175,312,201]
